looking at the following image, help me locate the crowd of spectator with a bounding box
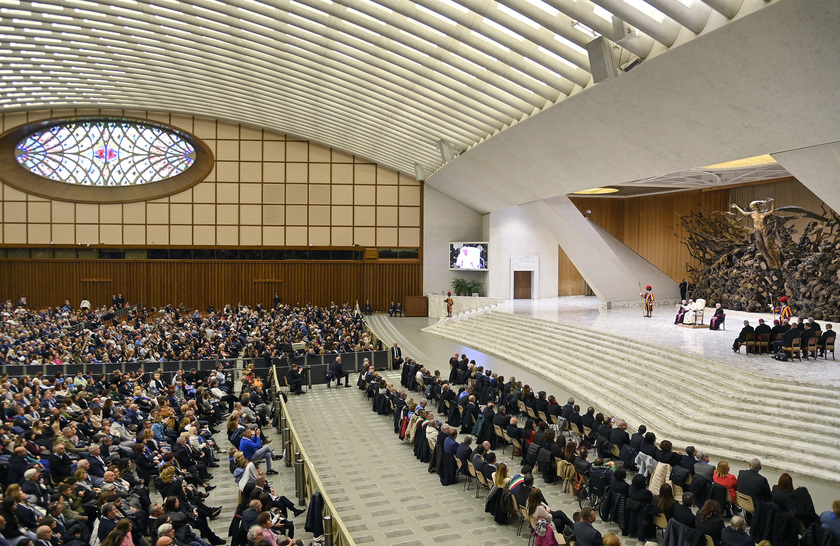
[353,350,840,546]
[0,298,377,365]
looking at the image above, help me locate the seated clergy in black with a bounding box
[732,320,754,352]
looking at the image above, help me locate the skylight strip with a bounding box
[553,34,586,56]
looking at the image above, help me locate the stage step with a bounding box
[423,310,840,485]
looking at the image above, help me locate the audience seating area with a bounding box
[422,310,840,486]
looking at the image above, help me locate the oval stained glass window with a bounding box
[14,120,196,186]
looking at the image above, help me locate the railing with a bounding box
[270,365,356,546]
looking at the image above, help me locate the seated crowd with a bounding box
[354,351,840,546]
[0,299,376,365]
[732,316,834,359]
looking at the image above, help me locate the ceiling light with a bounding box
[702,154,776,169]
[572,187,619,195]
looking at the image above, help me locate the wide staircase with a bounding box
[423,310,840,485]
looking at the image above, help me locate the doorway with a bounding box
[513,271,532,299]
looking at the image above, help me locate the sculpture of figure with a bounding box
[730,198,782,269]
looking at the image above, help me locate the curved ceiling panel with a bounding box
[0,0,762,176]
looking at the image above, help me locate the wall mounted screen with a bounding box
[449,242,489,271]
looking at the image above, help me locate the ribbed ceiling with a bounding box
[0,0,762,176]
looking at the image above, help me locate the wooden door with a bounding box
[513,271,532,299]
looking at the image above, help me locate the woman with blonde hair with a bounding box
[713,461,738,504]
[492,461,510,488]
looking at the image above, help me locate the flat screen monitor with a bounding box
[449,242,488,271]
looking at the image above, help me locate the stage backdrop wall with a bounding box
[0,260,421,312]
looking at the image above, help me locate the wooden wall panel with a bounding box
[0,260,421,312]
[558,189,731,295]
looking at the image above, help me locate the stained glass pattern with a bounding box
[15,121,196,186]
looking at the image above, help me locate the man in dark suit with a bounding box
[391,342,403,371]
[819,324,835,355]
[560,397,575,420]
[773,322,802,354]
[672,492,696,528]
[364,300,372,315]
[87,444,107,478]
[48,442,74,484]
[754,318,772,338]
[573,507,604,546]
[694,451,714,481]
[680,446,697,473]
[629,425,646,451]
[609,419,630,449]
[285,363,304,395]
[732,320,754,352]
[461,395,479,434]
[455,437,472,475]
[329,356,349,388]
[506,417,524,441]
[737,458,771,503]
[173,436,209,481]
[438,383,456,415]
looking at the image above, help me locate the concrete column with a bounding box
[773,142,840,215]
[520,196,679,307]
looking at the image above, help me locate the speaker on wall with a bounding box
[586,36,618,84]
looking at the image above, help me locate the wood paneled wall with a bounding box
[0,260,421,312]
[559,189,730,295]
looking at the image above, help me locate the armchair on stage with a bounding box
[678,299,706,327]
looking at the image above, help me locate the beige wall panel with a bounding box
[147,225,168,245]
[51,200,75,223]
[286,163,308,184]
[124,225,146,245]
[240,141,262,161]
[263,205,285,225]
[194,226,215,245]
[399,227,420,247]
[77,224,100,244]
[354,227,376,246]
[52,225,75,244]
[264,130,284,141]
[194,204,216,224]
[239,205,261,225]
[4,224,25,243]
[399,185,421,206]
[240,163,262,183]
[400,174,420,186]
[122,110,146,118]
[264,164,285,183]
[123,202,145,224]
[263,142,285,162]
[332,186,353,205]
[263,226,285,245]
[76,203,99,224]
[171,204,192,224]
[399,206,421,227]
[217,141,239,161]
[148,197,169,204]
[286,206,307,225]
[204,164,216,183]
[354,206,375,226]
[309,163,330,184]
[3,186,26,201]
[100,225,122,245]
[27,202,51,223]
[332,227,353,246]
[377,227,398,247]
[355,164,376,184]
[169,188,193,203]
[27,194,47,202]
[377,186,398,206]
[193,117,216,139]
[99,204,122,224]
[287,141,309,162]
[170,114,193,131]
[217,226,238,245]
[377,165,399,185]
[215,162,239,183]
[240,225,261,245]
[309,226,330,246]
[332,163,353,184]
[240,184,262,204]
[145,112,170,123]
[29,223,51,244]
[286,185,307,205]
[216,183,239,203]
[216,205,238,225]
[332,150,353,163]
[286,226,307,245]
[27,111,53,121]
[202,141,217,159]
[309,143,330,162]
[99,109,123,116]
[377,206,398,226]
[217,122,239,139]
[5,202,27,223]
[309,206,330,226]
[332,206,353,226]
[3,112,28,131]
[170,225,192,245]
[192,183,216,203]
[309,185,330,205]
[354,186,375,205]
[240,126,263,140]
[146,203,169,224]
[263,185,285,205]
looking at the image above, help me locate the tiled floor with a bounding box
[284,373,626,545]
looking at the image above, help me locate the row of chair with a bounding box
[738,333,835,360]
